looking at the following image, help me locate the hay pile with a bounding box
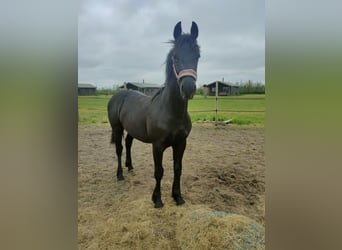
[177,209,264,249]
[98,198,180,249]
[90,198,264,249]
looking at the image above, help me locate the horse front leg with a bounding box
[172,139,186,205]
[152,144,165,208]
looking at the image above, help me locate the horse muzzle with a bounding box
[180,76,196,100]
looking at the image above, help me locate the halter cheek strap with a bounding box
[173,63,197,82]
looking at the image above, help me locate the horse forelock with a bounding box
[169,34,200,51]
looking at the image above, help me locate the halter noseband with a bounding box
[173,63,197,82]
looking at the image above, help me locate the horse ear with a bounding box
[173,21,182,40]
[191,21,198,39]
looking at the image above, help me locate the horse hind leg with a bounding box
[111,126,124,181]
[125,134,134,172]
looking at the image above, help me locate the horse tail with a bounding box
[110,128,124,144]
[108,92,126,144]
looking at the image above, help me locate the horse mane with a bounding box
[151,85,165,101]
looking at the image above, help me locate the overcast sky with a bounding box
[79,0,264,88]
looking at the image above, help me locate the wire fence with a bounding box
[187,82,265,123]
[189,101,265,123]
[190,109,265,113]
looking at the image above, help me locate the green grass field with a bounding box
[78,94,265,126]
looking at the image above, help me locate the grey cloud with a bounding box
[79,0,265,87]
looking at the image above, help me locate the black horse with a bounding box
[107,21,200,208]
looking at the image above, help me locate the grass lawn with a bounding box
[78,94,265,126]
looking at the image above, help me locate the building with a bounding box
[78,83,97,96]
[203,81,240,96]
[120,82,161,96]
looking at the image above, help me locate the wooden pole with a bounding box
[215,81,218,124]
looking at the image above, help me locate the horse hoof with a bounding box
[154,200,164,208]
[117,176,125,181]
[128,168,134,172]
[176,197,185,206]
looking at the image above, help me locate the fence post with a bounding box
[215,81,218,124]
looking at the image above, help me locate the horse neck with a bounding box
[161,70,188,117]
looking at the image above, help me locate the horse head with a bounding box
[172,21,200,100]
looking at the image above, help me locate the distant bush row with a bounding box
[195,80,265,95]
[238,81,265,94]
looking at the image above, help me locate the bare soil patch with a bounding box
[78,123,265,249]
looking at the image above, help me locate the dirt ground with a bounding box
[78,123,265,249]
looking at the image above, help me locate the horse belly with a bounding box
[120,111,152,143]
[126,128,152,143]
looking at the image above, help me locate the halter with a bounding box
[173,63,197,82]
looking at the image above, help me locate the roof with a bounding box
[126,82,161,88]
[78,83,96,88]
[204,81,239,87]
